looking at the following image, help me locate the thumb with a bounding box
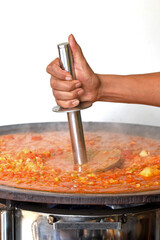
[68,34,85,66]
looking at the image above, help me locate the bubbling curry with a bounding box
[0,130,160,193]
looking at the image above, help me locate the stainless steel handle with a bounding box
[57,43,88,165]
[58,42,75,78]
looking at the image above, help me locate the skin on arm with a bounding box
[46,34,160,108]
[97,72,160,107]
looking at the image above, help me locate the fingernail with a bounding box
[72,99,79,106]
[65,76,72,80]
[75,82,81,88]
[78,89,84,95]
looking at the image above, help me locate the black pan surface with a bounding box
[1,122,160,205]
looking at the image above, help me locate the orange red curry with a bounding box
[0,130,160,194]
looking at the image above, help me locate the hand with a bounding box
[46,34,100,108]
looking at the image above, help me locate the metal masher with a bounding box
[52,42,92,167]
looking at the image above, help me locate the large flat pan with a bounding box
[1,122,160,205]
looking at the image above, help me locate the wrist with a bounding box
[96,74,105,101]
[96,74,117,102]
[96,74,131,103]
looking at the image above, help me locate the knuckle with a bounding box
[64,101,73,108]
[46,64,55,74]
[50,78,54,88]
[46,58,59,73]
[57,100,69,109]
[52,90,58,99]
[66,82,75,91]
[70,91,76,99]
[50,78,63,90]
[71,89,80,98]
[46,64,51,73]
[56,100,62,107]
[50,79,56,89]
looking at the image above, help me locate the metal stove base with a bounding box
[1,201,160,239]
[12,203,160,240]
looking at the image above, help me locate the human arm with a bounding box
[97,72,160,106]
[46,34,160,108]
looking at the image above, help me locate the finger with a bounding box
[68,34,85,66]
[56,99,80,108]
[53,88,84,101]
[50,78,82,91]
[46,58,72,80]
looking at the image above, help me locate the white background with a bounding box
[0,0,160,126]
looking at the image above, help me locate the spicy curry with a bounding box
[0,130,160,194]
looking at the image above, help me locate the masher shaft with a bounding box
[58,43,87,165]
[67,111,87,165]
